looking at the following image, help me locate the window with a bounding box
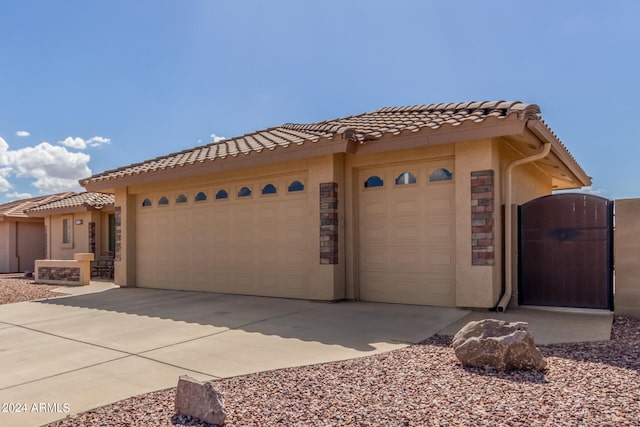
[238,186,252,197]
[158,196,169,205]
[288,180,305,192]
[215,189,228,200]
[262,184,277,195]
[62,218,72,244]
[429,168,453,182]
[195,192,207,202]
[142,198,152,207]
[395,172,417,185]
[176,194,188,203]
[364,176,384,188]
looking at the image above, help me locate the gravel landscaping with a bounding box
[43,316,639,427]
[2,277,637,426]
[0,274,65,304]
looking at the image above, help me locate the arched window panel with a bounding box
[142,198,152,207]
[215,190,228,200]
[176,194,188,203]
[262,184,277,195]
[238,186,252,197]
[395,172,417,185]
[288,180,305,192]
[364,176,384,188]
[195,192,207,202]
[158,196,169,205]
[429,168,453,182]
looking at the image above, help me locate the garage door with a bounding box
[135,178,311,298]
[358,163,456,306]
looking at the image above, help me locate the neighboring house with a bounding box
[0,193,75,273]
[80,101,590,309]
[24,192,116,260]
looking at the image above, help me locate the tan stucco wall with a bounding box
[454,139,499,308]
[44,211,113,260]
[614,198,640,319]
[46,212,90,259]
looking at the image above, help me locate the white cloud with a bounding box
[0,139,90,193]
[0,167,12,192]
[87,136,111,147]
[6,191,33,200]
[577,186,603,195]
[210,133,225,142]
[554,186,607,197]
[60,136,87,149]
[58,135,111,150]
[16,130,30,137]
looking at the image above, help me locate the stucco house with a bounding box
[24,192,116,261]
[0,193,74,273]
[80,101,590,309]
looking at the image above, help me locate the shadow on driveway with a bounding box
[36,287,469,352]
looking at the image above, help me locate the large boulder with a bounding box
[175,375,226,426]
[452,319,546,371]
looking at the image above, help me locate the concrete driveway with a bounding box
[0,286,470,427]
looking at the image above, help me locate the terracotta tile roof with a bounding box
[24,192,114,213]
[80,101,566,186]
[0,192,76,219]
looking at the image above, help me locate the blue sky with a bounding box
[0,1,638,201]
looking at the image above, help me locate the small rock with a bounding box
[452,319,546,371]
[175,375,226,426]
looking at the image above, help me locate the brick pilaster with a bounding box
[88,222,96,254]
[319,182,339,264]
[471,170,495,266]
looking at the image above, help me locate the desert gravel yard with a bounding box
[44,317,639,427]
[2,277,638,426]
[0,274,65,304]
[41,317,640,427]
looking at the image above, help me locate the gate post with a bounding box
[614,198,640,319]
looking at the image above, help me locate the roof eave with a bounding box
[82,137,352,192]
[526,120,592,188]
[25,203,115,217]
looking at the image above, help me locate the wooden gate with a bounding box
[519,194,613,309]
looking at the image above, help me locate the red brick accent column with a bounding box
[320,182,339,264]
[471,170,494,265]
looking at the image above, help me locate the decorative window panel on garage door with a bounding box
[357,162,456,306]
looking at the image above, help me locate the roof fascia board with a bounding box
[353,119,527,155]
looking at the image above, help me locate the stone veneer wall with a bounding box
[471,170,495,266]
[89,222,96,254]
[319,182,339,264]
[115,206,122,261]
[38,266,81,282]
